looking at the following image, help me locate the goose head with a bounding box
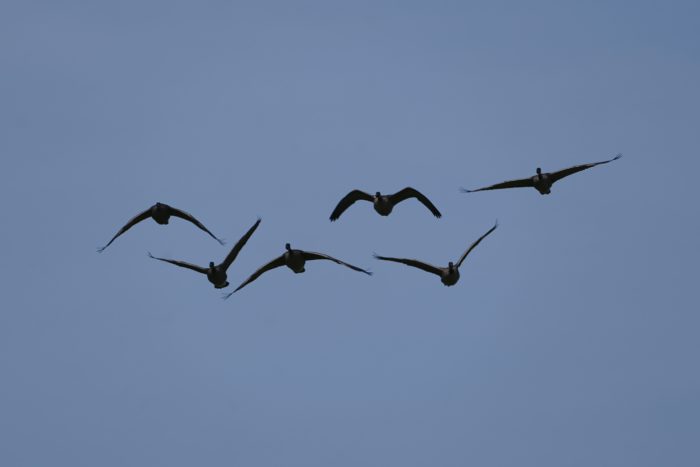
[375,191,382,198]
[285,243,292,251]
[209,261,215,269]
[448,261,455,272]
[536,168,542,175]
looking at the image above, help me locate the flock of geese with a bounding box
[98,154,622,298]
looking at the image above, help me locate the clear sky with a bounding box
[2,1,699,466]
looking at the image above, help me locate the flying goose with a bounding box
[373,221,498,286]
[98,202,224,252]
[329,187,442,221]
[461,154,622,195]
[225,243,372,297]
[147,218,260,289]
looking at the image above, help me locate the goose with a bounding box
[330,187,442,221]
[147,218,260,289]
[225,243,372,297]
[98,202,224,252]
[373,221,498,286]
[461,153,622,195]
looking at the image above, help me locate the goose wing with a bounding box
[373,254,443,277]
[227,254,287,296]
[147,252,208,274]
[460,177,534,193]
[329,190,374,221]
[220,218,261,270]
[549,153,622,183]
[389,187,442,218]
[97,207,152,252]
[302,251,373,275]
[456,221,498,268]
[168,205,225,245]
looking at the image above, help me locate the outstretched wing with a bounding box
[147,252,208,274]
[373,254,443,277]
[169,205,225,245]
[302,251,373,275]
[456,221,498,268]
[389,187,442,218]
[221,218,261,270]
[97,207,152,252]
[226,255,286,296]
[329,190,374,221]
[460,177,534,193]
[549,153,622,183]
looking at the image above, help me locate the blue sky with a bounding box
[1,1,699,465]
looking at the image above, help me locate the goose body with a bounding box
[374,221,498,286]
[225,243,372,297]
[462,153,622,195]
[330,187,441,221]
[147,218,261,290]
[284,246,307,273]
[98,202,224,252]
[373,194,394,216]
[150,203,172,224]
[532,171,554,195]
[440,264,460,286]
[206,263,230,288]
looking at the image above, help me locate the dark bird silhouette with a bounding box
[225,243,372,297]
[461,153,622,195]
[329,187,442,221]
[98,202,224,252]
[147,218,261,289]
[374,221,498,286]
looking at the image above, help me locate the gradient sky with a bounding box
[2,1,699,466]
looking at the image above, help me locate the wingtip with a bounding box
[459,187,473,193]
[222,291,234,300]
[249,217,262,230]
